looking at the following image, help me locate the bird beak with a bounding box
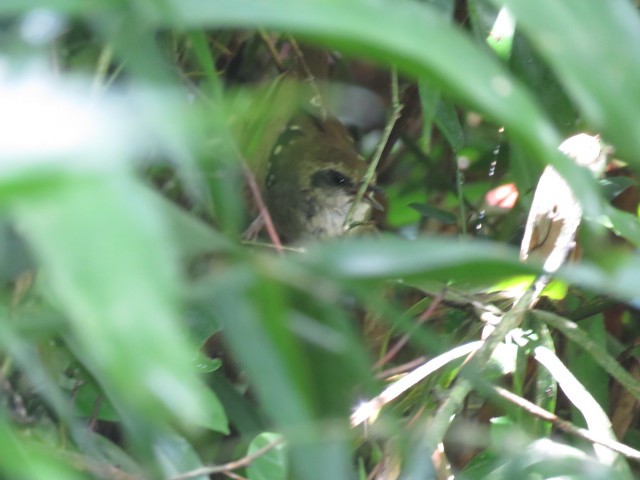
[364,184,385,211]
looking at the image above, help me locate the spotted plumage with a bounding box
[264,112,378,243]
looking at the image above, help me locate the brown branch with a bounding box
[223,471,248,480]
[287,35,328,119]
[258,30,285,72]
[241,163,283,254]
[377,84,421,175]
[373,290,445,369]
[493,385,640,462]
[63,452,142,480]
[170,437,284,480]
[376,356,428,379]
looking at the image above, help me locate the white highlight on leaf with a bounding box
[351,341,483,427]
[490,7,515,43]
[534,346,618,465]
[20,9,66,45]
[0,75,137,174]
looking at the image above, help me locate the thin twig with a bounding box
[170,437,284,480]
[344,68,402,229]
[88,395,103,432]
[240,240,304,253]
[366,460,384,480]
[456,169,467,237]
[377,84,421,175]
[493,385,640,462]
[351,341,483,427]
[373,290,445,369]
[423,287,537,451]
[376,356,428,379]
[258,30,285,72]
[241,163,283,254]
[63,452,142,480]
[223,471,248,480]
[175,65,283,252]
[287,35,328,119]
[91,44,113,95]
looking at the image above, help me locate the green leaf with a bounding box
[531,321,557,438]
[144,186,233,259]
[153,431,208,480]
[247,432,287,480]
[485,7,516,60]
[194,383,229,433]
[163,0,609,221]
[165,0,560,146]
[296,235,533,284]
[600,176,636,201]
[0,0,90,14]
[11,173,212,438]
[559,251,640,301]
[434,99,464,153]
[418,80,441,152]
[566,315,610,422]
[193,353,222,374]
[73,381,119,422]
[208,373,265,435]
[509,33,578,134]
[602,206,640,248]
[496,0,640,164]
[409,203,458,224]
[209,267,355,480]
[0,414,88,480]
[534,311,640,404]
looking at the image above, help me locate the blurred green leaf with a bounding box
[510,33,578,134]
[497,0,640,164]
[434,99,464,153]
[145,186,234,259]
[10,173,212,438]
[193,353,222,374]
[535,310,640,403]
[296,235,533,283]
[167,0,565,159]
[153,432,208,480]
[247,432,287,480]
[0,0,90,14]
[73,381,119,422]
[418,80,440,152]
[409,202,458,225]
[2,0,640,477]
[209,267,355,480]
[194,383,229,433]
[208,373,265,435]
[566,315,610,423]
[600,177,636,201]
[0,313,92,448]
[165,0,613,221]
[485,7,515,60]
[602,206,640,248]
[531,321,557,438]
[559,251,640,301]
[0,415,88,480]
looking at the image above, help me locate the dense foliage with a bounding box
[2,1,640,479]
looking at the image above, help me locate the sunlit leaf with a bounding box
[247,432,287,480]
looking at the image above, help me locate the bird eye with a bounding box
[311,169,353,188]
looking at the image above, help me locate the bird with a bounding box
[263,110,381,243]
